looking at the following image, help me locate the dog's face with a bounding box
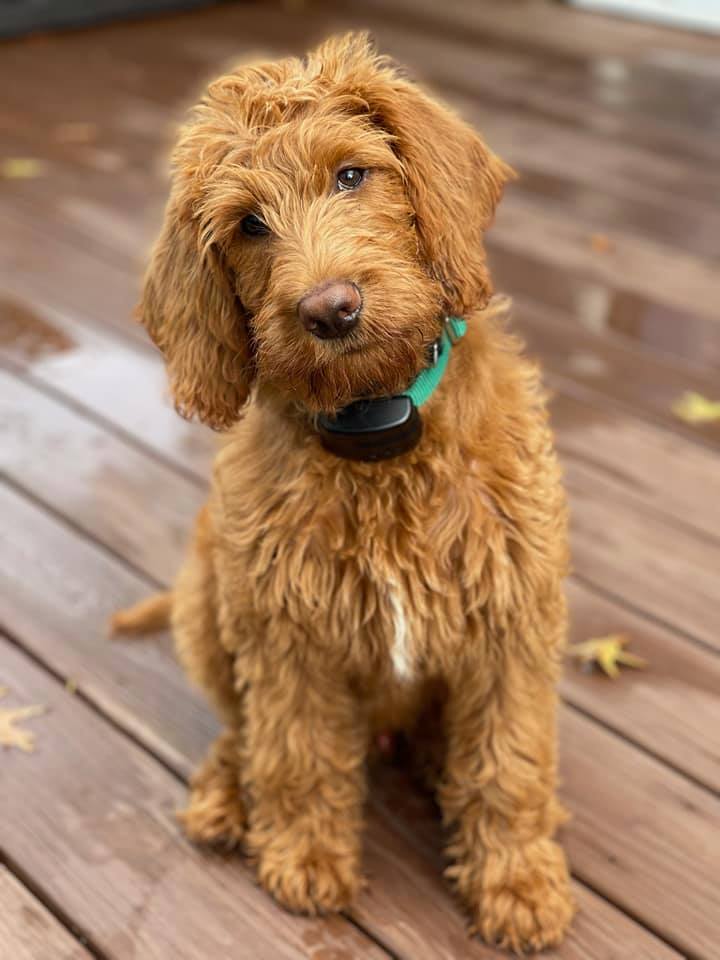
[141,34,512,427]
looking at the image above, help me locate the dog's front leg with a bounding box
[241,638,368,915]
[439,644,575,952]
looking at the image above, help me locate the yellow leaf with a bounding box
[567,634,646,679]
[0,687,46,752]
[1,157,46,179]
[672,391,720,424]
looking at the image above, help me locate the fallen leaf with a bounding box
[590,233,614,254]
[567,634,646,679]
[65,678,78,695]
[1,157,46,179]
[0,688,46,752]
[672,391,720,424]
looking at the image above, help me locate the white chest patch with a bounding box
[387,580,413,681]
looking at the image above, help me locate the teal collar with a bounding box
[404,316,467,407]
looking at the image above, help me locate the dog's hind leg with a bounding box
[172,506,239,723]
[173,505,247,846]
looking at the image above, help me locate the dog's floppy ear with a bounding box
[320,34,514,313]
[139,185,253,431]
[374,83,514,313]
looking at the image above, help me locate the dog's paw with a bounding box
[178,736,246,850]
[257,838,363,915]
[178,784,246,849]
[449,838,575,953]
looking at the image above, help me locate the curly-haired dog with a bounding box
[113,33,575,952]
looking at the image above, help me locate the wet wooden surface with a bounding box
[1,1,719,957]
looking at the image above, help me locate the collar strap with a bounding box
[404,316,467,407]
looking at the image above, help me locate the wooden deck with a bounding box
[1,2,719,957]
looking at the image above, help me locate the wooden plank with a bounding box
[514,296,720,450]
[566,462,720,653]
[3,26,719,409]
[0,482,216,778]
[4,0,718,240]
[563,579,720,793]
[0,639,389,960]
[350,0,720,72]
[0,300,215,482]
[492,247,720,375]
[0,486,687,959]
[339,10,720,169]
[492,194,720,323]
[0,367,205,585]
[560,709,720,960]
[0,866,93,960]
[552,391,720,542]
[0,207,144,345]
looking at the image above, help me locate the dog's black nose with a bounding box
[298,281,362,340]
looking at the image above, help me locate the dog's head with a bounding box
[140,33,513,427]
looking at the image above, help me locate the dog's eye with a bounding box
[240,213,269,237]
[336,168,365,191]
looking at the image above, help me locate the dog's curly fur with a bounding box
[113,33,575,952]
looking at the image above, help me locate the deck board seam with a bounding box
[564,870,693,960]
[564,698,720,801]
[0,358,209,487]
[0,471,167,593]
[0,848,109,960]
[571,571,720,661]
[542,365,720,458]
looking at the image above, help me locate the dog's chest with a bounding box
[249,486,471,682]
[216,439,493,679]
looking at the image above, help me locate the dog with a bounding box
[113,32,575,952]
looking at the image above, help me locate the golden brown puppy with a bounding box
[114,32,574,952]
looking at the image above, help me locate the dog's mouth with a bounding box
[315,332,365,358]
